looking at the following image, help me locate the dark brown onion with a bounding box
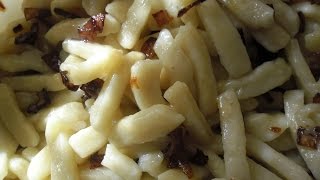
[152,10,173,27]
[27,89,51,114]
[59,71,79,91]
[14,23,39,45]
[78,13,105,41]
[41,51,61,72]
[89,153,104,169]
[177,0,206,18]
[80,78,104,100]
[162,126,194,178]
[140,37,158,59]
[297,126,320,149]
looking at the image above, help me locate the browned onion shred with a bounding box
[140,37,158,59]
[179,160,193,179]
[89,153,104,169]
[27,89,51,114]
[177,0,206,18]
[59,71,79,91]
[152,10,173,27]
[41,51,61,72]
[297,126,320,149]
[163,126,194,178]
[14,23,39,45]
[78,13,105,41]
[80,78,104,101]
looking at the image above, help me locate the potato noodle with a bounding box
[0,0,320,180]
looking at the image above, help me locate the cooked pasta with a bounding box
[1,0,320,180]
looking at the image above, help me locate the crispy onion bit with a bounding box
[89,153,104,169]
[0,1,5,11]
[177,0,206,18]
[80,78,104,101]
[41,51,61,72]
[27,89,51,114]
[152,10,173,27]
[78,13,105,41]
[59,71,79,91]
[163,126,193,178]
[141,37,158,59]
[54,8,80,19]
[297,126,320,149]
[313,93,320,103]
[24,8,51,21]
[14,23,39,45]
[13,24,23,33]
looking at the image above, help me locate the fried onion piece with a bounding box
[89,153,105,169]
[297,126,320,149]
[177,0,206,18]
[59,71,79,91]
[27,89,51,114]
[163,126,193,178]
[80,78,104,101]
[14,22,39,45]
[78,13,105,41]
[152,10,173,27]
[41,51,61,72]
[140,37,158,59]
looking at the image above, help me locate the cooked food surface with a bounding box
[0,0,320,180]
